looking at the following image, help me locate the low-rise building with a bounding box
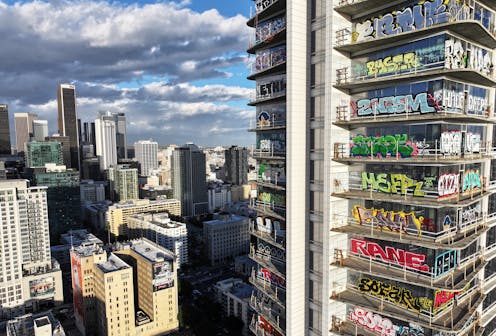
[106,198,181,239]
[80,180,106,204]
[208,183,232,212]
[6,312,66,336]
[203,213,249,265]
[71,238,179,336]
[213,278,253,335]
[128,213,188,268]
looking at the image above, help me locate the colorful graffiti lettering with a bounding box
[358,278,432,313]
[255,16,285,44]
[351,239,430,272]
[350,134,418,158]
[434,250,457,278]
[258,268,286,288]
[464,132,481,153]
[258,192,285,206]
[366,52,421,76]
[354,92,437,117]
[462,169,482,195]
[349,307,396,336]
[257,76,286,99]
[352,0,451,42]
[255,0,278,14]
[361,172,425,196]
[434,284,469,312]
[352,205,423,236]
[437,173,460,198]
[255,45,286,72]
[440,131,462,155]
[445,38,467,70]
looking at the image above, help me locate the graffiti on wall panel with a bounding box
[434,284,469,312]
[352,205,424,236]
[441,89,489,113]
[366,52,422,77]
[255,45,286,72]
[352,0,469,43]
[258,192,285,206]
[437,173,460,198]
[256,216,286,236]
[255,0,277,14]
[440,131,462,155]
[361,172,426,196]
[349,307,396,336]
[353,92,438,117]
[257,242,286,261]
[256,16,285,44]
[434,250,457,278]
[462,169,482,195]
[461,202,482,224]
[445,38,493,76]
[256,76,286,100]
[258,163,286,184]
[257,132,285,152]
[350,238,430,272]
[258,268,286,288]
[358,278,433,313]
[350,134,418,158]
[464,132,481,153]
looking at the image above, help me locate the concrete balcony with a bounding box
[249,270,286,307]
[250,294,286,335]
[334,104,496,130]
[252,148,286,161]
[249,246,286,280]
[250,222,286,250]
[250,314,285,336]
[247,0,285,28]
[250,199,286,221]
[331,215,488,250]
[332,248,484,291]
[248,28,286,55]
[248,61,285,81]
[248,116,286,133]
[481,301,496,327]
[333,141,494,165]
[332,285,483,333]
[334,67,496,95]
[483,272,496,294]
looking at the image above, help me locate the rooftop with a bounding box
[60,229,103,246]
[129,213,185,229]
[97,253,130,273]
[110,198,180,209]
[204,213,249,226]
[72,242,105,258]
[127,238,175,263]
[6,312,66,336]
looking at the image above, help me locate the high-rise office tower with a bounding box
[113,112,127,159]
[0,180,63,318]
[30,164,81,241]
[108,164,138,202]
[250,0,496,335]
[0,104,11,155]
[24,141,63,168]
[32,120,48,142]
[57,84,80,169]
[82,121,96,156]
[71,238,179,336]
[45,135,71,168]
[224,146,248,185]
[134,140,158,176]
[171,144,208,217]
[94,112,117,171]
[14,112,37,154]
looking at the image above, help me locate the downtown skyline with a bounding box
[0,0,255,147]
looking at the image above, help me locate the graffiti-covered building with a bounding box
[248,0,496,335]
[329,1,496,336]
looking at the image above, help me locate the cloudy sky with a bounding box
[0,0,255,147]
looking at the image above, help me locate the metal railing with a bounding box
[249,115,286,130]
[250,222,286,249]
[335,103,495,123]
[335,1,496,46]
[250,294,286,333]
[250,270,286,306]
[333,141,493,161]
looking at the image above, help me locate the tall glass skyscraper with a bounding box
[57,84,80,170]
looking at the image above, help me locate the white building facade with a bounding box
[134,140,159,177]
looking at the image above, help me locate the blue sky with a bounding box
[0,0,256,147]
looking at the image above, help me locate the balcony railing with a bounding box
[250,222,286,249]
[333,141,494,162]
[252,147,286,160]
[335,103,495,124]
[249,314,286,336]
[250,293,286,334]
[250,269,286,306]
[249,116,286,131]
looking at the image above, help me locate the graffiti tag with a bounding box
[352,205,423,236]
[437,173,459,198]
[440,131,462,156]
[258,268,286,288]
[434,250,457,278]
[350,134,418,158]
[361,172,425,196]
[354,92,437,117]
[349,307,396,336]
[462,169,481,195]
[358,278,433,313]
[366,52,421,76]
[351,238,430,272]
